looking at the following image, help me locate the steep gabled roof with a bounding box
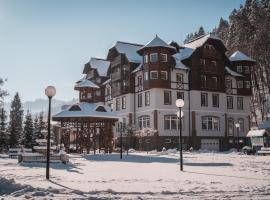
[113,41,143,63]
[89,58,110,77]
[74,79,99,89]
[173,47,195,61]
[83,58,110,76]
[184,33,226,50]
[229,51,256,62]
[137,35,176,55]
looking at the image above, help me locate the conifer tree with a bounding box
[23,111,34,148]
[8,92,24,147]
[0,108,7,150]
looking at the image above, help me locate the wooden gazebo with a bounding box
[52,103,118,154]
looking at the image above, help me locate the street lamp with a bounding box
[176,99,184,171]
[235,122,240,152]
[45,86,56,180]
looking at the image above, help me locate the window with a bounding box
[201,75,206,88]
[144,72,148,80]
[212,94,219,107]
[144,55,148,63]
[227,118,234,136]
[201,93,208,107]
[238,118,244,132]
[122,96,126,109]
[225,79,232,89]
[139,116,150,129]
[201,116,219,131]
[160,71,168,80]
[244,66,249,73]
[160,53,167,62]
[150,53,158,62]
[177,92,184,100]
[237,97,243,110]
[227,96,233,109]
[150,71,158,79]
[87,92,92,99]
[145,91,150,106]
[138,94,142,107]
[211,61,217,67]
[164,115,178,130]
[200,59,206,65]
[164,91,172,105]
[212,76,218,89]
[116,98,120,111]
[205,44,215,50]
[245,81,250,88]
[236,66,242,73]
[237,81,243,89]
[176,73,184,89]
[165,139,172,143]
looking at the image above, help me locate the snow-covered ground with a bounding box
[0,151,270,199]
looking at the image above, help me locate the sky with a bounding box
[0,0,245,103]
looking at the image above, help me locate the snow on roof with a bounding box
[131,63,143,74]
[89,58,110,77]
[138,35,176,52]
[229,51,256,62]
[173,47,195,61]
[52,102,119,120]
[114,41,143,63]
[225,66,243,77]
[74,79,100,89]
[184,33,222,49]
[76,75,87,83]
[172,54,189,70]
[102,78,111,85]
[247,129,267,137]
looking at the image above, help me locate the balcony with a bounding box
[111,71,121,81]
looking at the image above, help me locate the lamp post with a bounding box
[235,122,240,152]
[176,99,184,171]
[118,118,123,159]
[45,86,56,180]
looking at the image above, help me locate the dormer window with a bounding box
[144,55,148,63]
[236,66,242,73]
[69,105,81,111]
[150,53,158,62]
[160,54,167,62]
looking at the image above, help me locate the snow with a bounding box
[74,78,100,89]
[52,102,118,120]
[1,151,270,199]
[138,35,176,52]
[184,33,222,49]
[89,58,110,77]
[114,41,143,63]
[173,53,190,70]
[173,47,195,61]
[229,51,256,62]
[131,63,143,74]
[247,129,267,137]
[225,66,243,77]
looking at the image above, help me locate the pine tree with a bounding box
[0,78,8,107]
[0,108,7,150]
[184,26,206,44]
[32,115,39,146]
[23,111,34,148]
[197,26,205,36]
[8,92,24,147]
[37,112,46,139]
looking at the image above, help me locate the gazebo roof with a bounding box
[52,102,119,121]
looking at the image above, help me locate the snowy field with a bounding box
[0,151,270,199]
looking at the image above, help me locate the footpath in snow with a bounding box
[0,151,270,199]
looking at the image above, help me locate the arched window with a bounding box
[138,116,150,129]
[238,118,244,132]
[95,105,107,112]
[69,105,81,111]
[201,116,219,131]
[227,118,234,136]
